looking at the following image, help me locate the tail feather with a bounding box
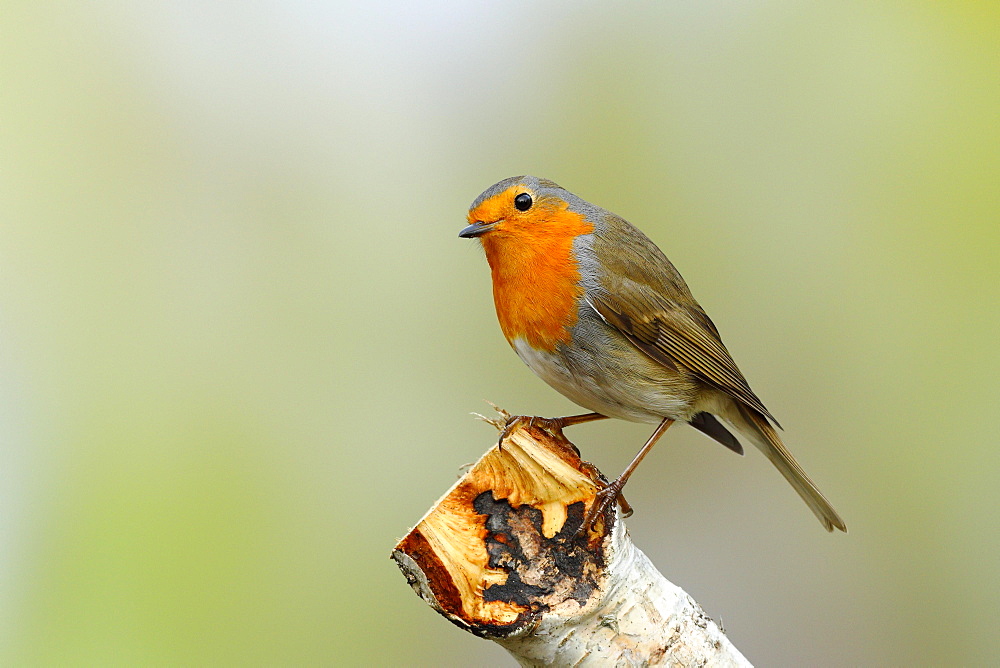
[734,405,847,532]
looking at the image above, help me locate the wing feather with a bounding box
[589,289,781,428]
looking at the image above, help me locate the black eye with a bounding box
[514,193,532,211]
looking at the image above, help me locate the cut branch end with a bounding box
[392,409,750,666]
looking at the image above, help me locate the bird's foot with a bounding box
[497,413,606,449]
[579,477,632,535]
[497,415,560,450]
[494,415,523,445]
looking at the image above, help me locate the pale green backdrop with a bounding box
[2,2,998,665]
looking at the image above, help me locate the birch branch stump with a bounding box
[392,409,751,667]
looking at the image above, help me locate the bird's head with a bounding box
[459,176,596,349]
[459,176,593,251]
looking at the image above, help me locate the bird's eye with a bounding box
[514,193,532,211]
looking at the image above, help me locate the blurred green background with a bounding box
[2,1,998,665]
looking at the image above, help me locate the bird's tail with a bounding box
[732,404,846,532]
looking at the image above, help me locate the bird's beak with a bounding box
[458,220,498,238]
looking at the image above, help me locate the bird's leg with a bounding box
[527,412,608,433]
[581,418,675,532]
[553,412,609,428]
[550,414,627,509]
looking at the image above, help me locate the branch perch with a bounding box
[392,408,751,667]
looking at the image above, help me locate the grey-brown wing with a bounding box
[588,289,781,428]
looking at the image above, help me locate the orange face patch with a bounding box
[468,186,594,351]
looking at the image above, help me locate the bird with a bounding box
[459,175,846,532]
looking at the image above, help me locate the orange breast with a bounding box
[480,202,594,352]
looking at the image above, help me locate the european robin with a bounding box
[460,176,846,532]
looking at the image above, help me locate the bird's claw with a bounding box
[579,479,632,535]
[497,415,568,449]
